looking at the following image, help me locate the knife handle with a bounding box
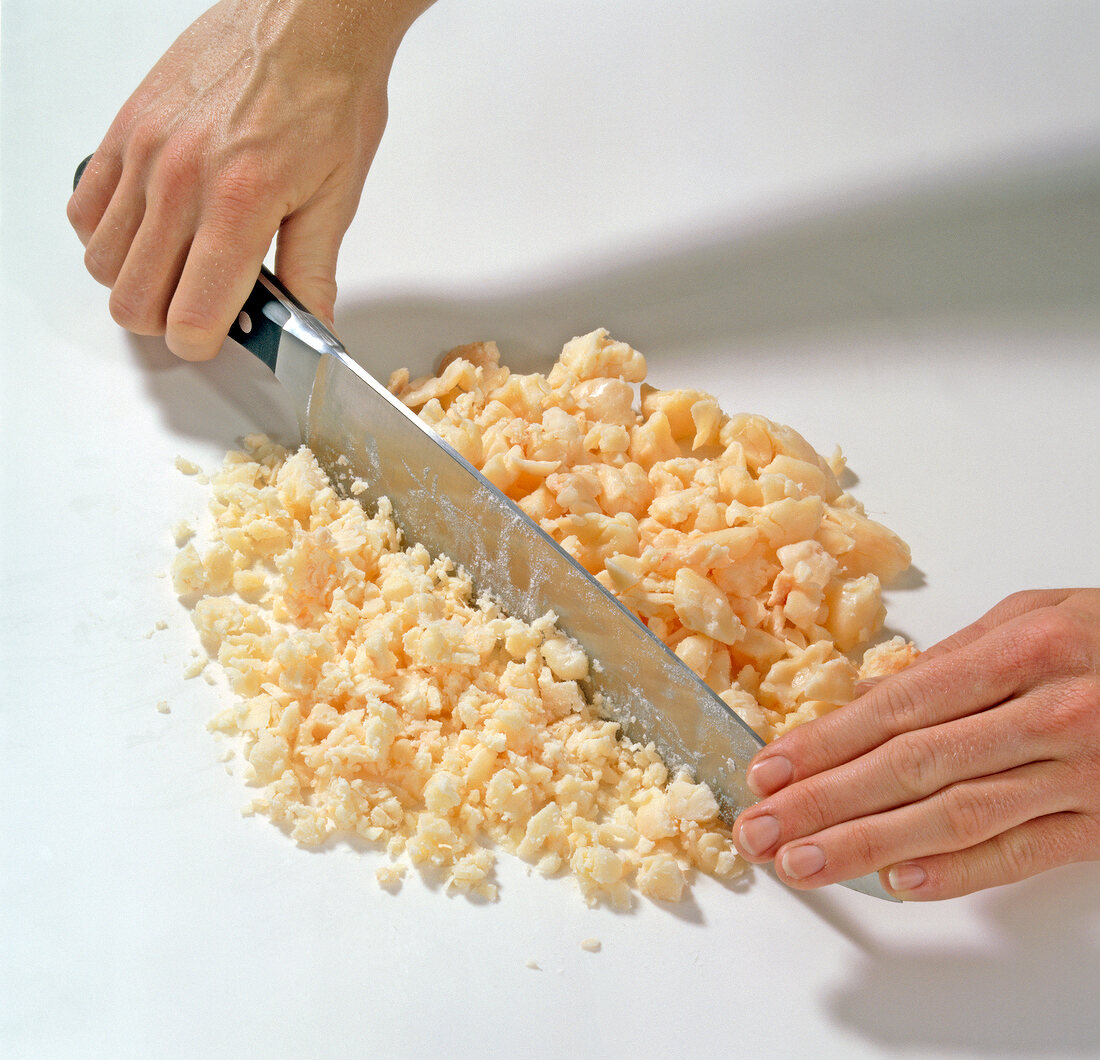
[73,154,92,191]
[226,268,289,373]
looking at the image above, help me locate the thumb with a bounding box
[273,195,352,330]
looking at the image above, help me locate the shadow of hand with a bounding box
[823,862,1100,1055]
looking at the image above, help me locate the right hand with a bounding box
[67,0,432,360]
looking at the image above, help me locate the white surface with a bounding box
[3,2,1100,1057]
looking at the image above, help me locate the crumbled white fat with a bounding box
[860,635,920,680]
[172,521,196,547]
[180,438,746,909]
[170,544,205,596]
[175,455,202,476]
[375,863,404,890]
[155,699,171,714]
[391,329,916,742]
[580,938,602,953]
[183,657,207,679]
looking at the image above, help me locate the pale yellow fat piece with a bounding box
[179,328,916,908]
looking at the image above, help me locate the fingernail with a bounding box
[746,755,792,796]
[737,814,781,857]
[887,863,926,893]
[781,844,826,880]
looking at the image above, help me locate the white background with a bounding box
[3,2,1100,1057]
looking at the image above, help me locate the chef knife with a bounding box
[74,157,898,902]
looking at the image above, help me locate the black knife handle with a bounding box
[73,154,93,191]
[227,268,287,372]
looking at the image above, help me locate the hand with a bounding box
[732,589,1100,900]
[67,0,431,360]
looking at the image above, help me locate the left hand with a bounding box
[731,588,1100,900]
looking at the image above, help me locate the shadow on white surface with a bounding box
[816,862,1100,1055]
[129,142,1100,452]
[329,143,1100,379]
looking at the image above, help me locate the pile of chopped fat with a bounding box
[174,328,918,907]
[391,330,917,741]
[175,437,743,906]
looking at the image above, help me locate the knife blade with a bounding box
[227,266,900,904]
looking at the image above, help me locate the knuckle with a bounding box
[1047,678,1098,737]
[122,117,166,168]
[109,286,165,336]
[997,828,1042,881]
[210,157,276,222]
[775,776,839,834]
[885,733,940,797]
[1000,589,1046,615]
[154,141,202,204]
[282,267,337,318]
[873,675,927,735]
[941,784,994,843]
[1015,609,1091,677]
[843,817,885,871]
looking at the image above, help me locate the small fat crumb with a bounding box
[174,455,202,476]
[525,959,541,971]
[155,700,171,714]
[155,620,168,631]
[183,657,207,680]
[172,521,196,547]
[375,863,405,891]
[580,938,602,953]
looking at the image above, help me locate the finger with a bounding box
[273,192,355,330]
[770,759,1075,890]
[883,810,1098,901]
[734,693,1054,861]
[164,169,285,360]
[67,150,123,245]
[108,208,193,337]
[747,606,1080,797]
[80,167,150,289]
[166,222,275,361]
[919,588,1078,662]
